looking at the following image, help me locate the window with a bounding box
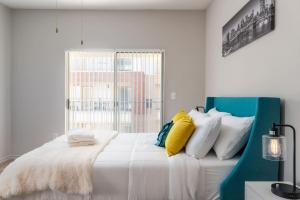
[66,50,164,133]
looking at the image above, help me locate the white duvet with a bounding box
[4,133,238,200]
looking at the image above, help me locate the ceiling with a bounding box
[0,0,213,10]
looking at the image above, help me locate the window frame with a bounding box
[65,49,165,132]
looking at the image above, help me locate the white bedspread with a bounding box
[6,133,239,200]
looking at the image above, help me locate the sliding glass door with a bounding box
[66,50,163,133]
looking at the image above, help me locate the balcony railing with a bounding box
[68,99,162,133]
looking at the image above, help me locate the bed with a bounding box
[2,97,281,200]
[9,133,239,200]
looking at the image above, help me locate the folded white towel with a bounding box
[67,129,96,146]
[68,137,95,142]
[68,140,96,147]
[67,129,95,139]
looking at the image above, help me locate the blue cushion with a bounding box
[155,121,174,147]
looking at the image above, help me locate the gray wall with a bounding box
[0,4,11,162]
[205,0,300,183]
[11,10,206,155]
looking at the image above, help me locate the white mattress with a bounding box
[10,133,239,200]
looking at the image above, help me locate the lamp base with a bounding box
[271,183,300,199]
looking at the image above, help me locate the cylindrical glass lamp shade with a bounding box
[263,135,287,161]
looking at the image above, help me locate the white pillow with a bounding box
[213,115,255,160]
[208,107,231,118]
[185,111,222,159]
[188,109,208,120]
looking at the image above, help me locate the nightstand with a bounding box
[245,182,299,200]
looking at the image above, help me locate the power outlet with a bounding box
[170,92,176,100]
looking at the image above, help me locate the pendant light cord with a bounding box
[55,0,59,33]
[81,0,84,45]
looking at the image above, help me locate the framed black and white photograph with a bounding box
[222,0,275,57]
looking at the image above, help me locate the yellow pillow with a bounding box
[172,109,188,123]
[165,116,196,156]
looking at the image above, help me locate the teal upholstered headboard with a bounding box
[205,97,281,200]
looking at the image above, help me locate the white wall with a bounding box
[205,0,300,183]
[11,10,206,155]
[0,4,11,162]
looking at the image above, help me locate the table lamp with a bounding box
[262,123,300,199]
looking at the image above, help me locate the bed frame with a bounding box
[205,97,280,200]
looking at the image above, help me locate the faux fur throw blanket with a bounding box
[0,131,117,199]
